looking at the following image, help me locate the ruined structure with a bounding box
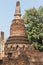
[0,32,4,59]
[5,1,29,57]
[0,1,43,65]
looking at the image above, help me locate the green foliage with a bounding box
[23,6,43,51]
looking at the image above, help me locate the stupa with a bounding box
[5,1,30,59]
[1,1,43,65]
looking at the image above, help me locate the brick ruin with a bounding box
[0,1,43,65]
[0,32,4,59]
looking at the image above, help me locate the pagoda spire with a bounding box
[10,1,26,36]
[14,1,21,19]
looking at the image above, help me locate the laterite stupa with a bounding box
[0,1,43,65]
[5,1,29,56]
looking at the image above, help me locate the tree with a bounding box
[23,7,43,51]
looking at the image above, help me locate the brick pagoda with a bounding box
[1,1,43,65]
[5,1,29,56]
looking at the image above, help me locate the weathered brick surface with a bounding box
[0,32,4,59]
[0,1,43,65]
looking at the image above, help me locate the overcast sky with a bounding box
[0,0,43,40]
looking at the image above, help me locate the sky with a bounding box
[0,0,43,40]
